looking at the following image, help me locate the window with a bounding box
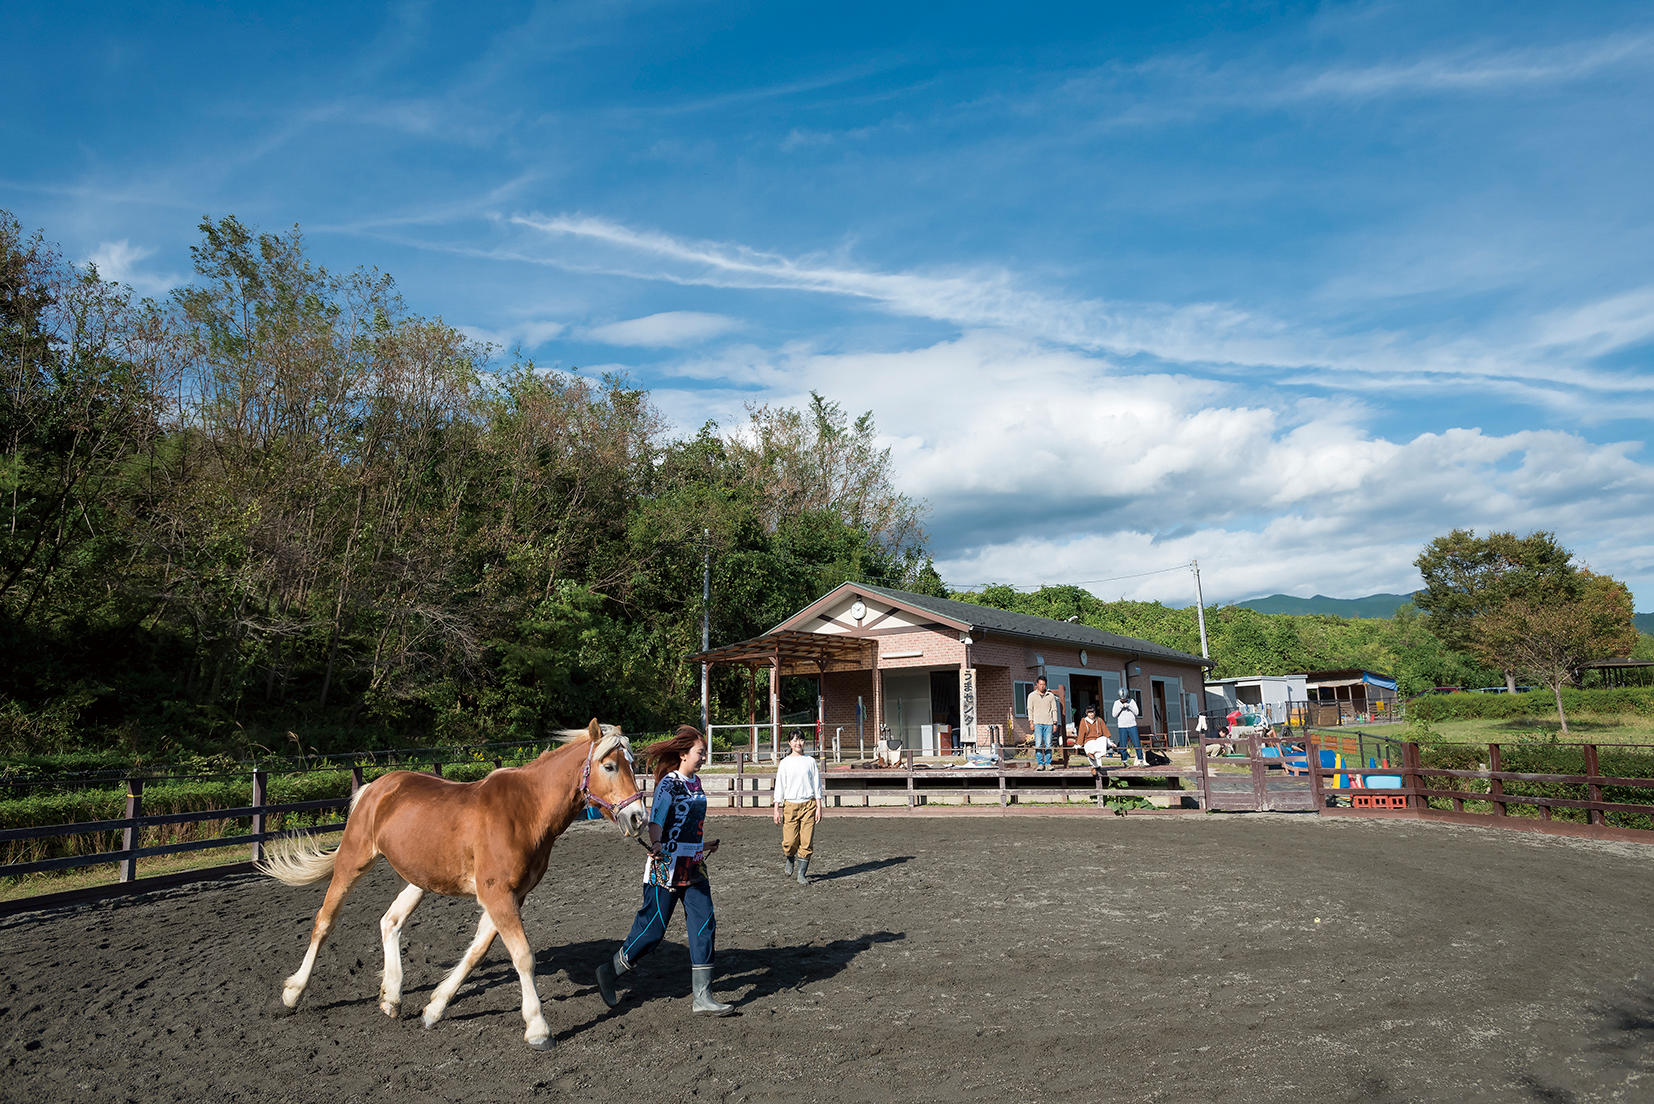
[1013,681,1034,717]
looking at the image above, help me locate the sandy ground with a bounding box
[2,812,1651,1103]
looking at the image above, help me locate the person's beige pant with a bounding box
[780,800,818,860]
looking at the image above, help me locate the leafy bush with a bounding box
[1409,686,1654,722]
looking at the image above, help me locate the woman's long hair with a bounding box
[643,725,705,776]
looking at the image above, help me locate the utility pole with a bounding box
[1191,559,1210,660]
[701,529,711,735]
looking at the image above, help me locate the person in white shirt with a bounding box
[772,733,824,885]
[1112,688,1143,766]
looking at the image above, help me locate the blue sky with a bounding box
[5,1,1652,610]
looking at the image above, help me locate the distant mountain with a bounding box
[1234,593,1416,618]
[1237,594,1654,634]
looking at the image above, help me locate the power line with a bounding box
[947,561,1196,593]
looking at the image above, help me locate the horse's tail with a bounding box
[257,831,340,887]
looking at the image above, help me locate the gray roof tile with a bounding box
[856,583,1212,668]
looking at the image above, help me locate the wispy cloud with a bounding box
[1286,32,1654,100]
[505,213,1654,409]
[84,240,180,296]
[584,311,741,347]
[458,318,567,351]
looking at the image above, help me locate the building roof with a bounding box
[812,582,1213,668]
[1305,668,1397,690]
[686,629,873,670]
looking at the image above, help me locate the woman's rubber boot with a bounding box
[783,856,795,876]
[795,858,809,885]
[596,949,630,1009]
[690,965,734,1016]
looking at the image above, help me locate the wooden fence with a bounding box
[1,752,531,885]
[0,751,1198,890]
[1311,739,1654,841]
[718,752,1199,811]
[8,740,1651,910]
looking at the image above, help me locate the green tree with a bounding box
[1474,572,1640,733]
[1414,529,1578,691]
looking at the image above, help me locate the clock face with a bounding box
[1080,650,1088,666]
[850,600,867,621]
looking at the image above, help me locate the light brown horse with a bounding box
[259,719,645,1048]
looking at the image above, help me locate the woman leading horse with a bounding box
[595,724,734,1016]
[258,719,645,1049]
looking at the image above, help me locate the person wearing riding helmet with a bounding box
[595,725,733,1016]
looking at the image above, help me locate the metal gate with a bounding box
[1196,730,1320,812]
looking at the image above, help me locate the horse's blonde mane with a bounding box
[593,729,632,763]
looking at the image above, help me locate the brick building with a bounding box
[691,582,1212,756]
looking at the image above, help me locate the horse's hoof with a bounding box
[379,1000,400,1018]
[280,985,304,1009]
[421,1009,442,1029]
[526,1033,553,1051]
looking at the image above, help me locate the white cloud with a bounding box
[1286,33,1654,100]
[457,318,567,351]
[584,311,741,347]
[642,332,1654,607]
[84,240,179,296]
[507,213,1654,414]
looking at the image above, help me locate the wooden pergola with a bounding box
[687,630,875,760]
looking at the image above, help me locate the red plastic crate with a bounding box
[1352,793,1408,809]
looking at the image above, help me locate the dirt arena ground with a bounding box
[3,812,1651,1103]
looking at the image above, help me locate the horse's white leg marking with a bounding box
[421,909,498,1029]
[281,922,329,1008]
[378,883,425,1016]
[483,898,551,1049]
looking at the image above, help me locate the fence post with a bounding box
[121,777,143,883]
[1583,744,1603,827]
[251,769,268,864]
[1248,729,1267,811]
[905,749,915,809]
[1403,742,1425,810]
[997,749,1008,807]
[1307,732,1325,810]
[734,752,743,808]
[1488,744,1505,818]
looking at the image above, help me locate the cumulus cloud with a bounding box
[584,311,741,347]
[644,332,1654,606]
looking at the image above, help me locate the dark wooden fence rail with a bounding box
[719,751,1197,810]
[0,751,535,885]
[1309,738,1654,839]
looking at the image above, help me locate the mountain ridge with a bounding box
[1235,593,1653,635]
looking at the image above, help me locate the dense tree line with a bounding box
[0,213,932,757]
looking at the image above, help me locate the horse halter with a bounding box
[580,741,643,817]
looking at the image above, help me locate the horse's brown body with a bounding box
[349,762,574,897]
[262,720,644,1048]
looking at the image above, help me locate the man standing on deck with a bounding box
[1113,687,1143,767]
[1026,675,1061,771]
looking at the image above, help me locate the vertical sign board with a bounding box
[960,667,978,746]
